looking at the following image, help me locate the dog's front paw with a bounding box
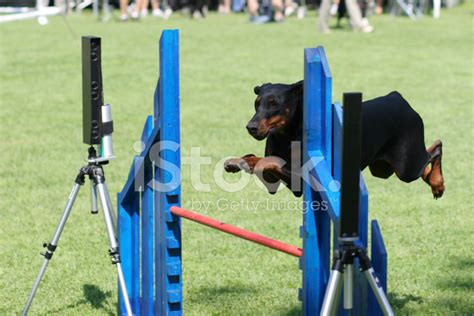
[431,182,445,199]
[224,158,243,173]
[224,157,255,173]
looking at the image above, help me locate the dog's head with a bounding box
[246,81,303,140]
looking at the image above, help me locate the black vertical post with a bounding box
[82,36,103,145]
[340,93,363,239]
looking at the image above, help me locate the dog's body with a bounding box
[224,81,445,198]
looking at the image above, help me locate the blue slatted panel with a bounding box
[118,29,181,316]
[154,29,182,316]
[301,46,332,315]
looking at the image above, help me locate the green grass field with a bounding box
[1,3,473,315]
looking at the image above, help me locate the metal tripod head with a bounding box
[84,144,116,215]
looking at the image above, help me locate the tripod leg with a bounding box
[22,183,82,316]
[96,181,133,316]
[320,270,343,316]
[103,184,117,232]
[343,263,353,310]
[363,268,394,316]
[358,249,394,316]
[320,255,344,316]
[91,182,99,214]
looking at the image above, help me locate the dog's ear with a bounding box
[254,83,271,95]
[290,80,303,95]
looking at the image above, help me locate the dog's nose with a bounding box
[246,122,258,135]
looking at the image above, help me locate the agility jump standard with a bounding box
[118,29,389,316]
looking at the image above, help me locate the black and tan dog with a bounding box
[224,81,445,199]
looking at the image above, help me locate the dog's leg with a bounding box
[422,140,445,199]
[224,156,294,194]
[224,154,262,173]
[253,157,291,194]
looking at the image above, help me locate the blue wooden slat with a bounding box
[302,48,323,315]
[141,117,155,316]
[154,29,182,316]
[301,183,323,315]
[141,116,154,144]
[142,180,154,315]
[317,46,333,167]
[332,102,343,181]
[359,177,369,247]
[154,78,161,127]
[119,158,139,207]
[120,125,162,205]
[132,198,141,315]
[308,155,340,221]
[354,179,369,315]
[371,220,387,291]
[118,192,141,315]
[331,102,344,316]
[356,178,369,315]
[353,179,369,316]
[369,220,388,316]
[316,48,332,302]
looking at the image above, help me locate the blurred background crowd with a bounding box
[0,0,463,32]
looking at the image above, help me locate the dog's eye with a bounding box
[269,99,277,107]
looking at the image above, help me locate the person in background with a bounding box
[119,0,129,20]
[375,0,384,14]
[119,0,172,21]
[284,0,298,16]
[318,0,374,33]
[218,0,232,13]
[140,0,173,18]
[248,0,284,23]
[190,0,209,18]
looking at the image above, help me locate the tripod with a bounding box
[22,147,132,316]
[319,241,394,315]
[320,93,394,316]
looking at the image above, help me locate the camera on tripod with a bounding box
[22,36,133,316]
[82,36,114,162]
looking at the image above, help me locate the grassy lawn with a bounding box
[1,3,473,315]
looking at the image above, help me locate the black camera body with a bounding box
[82,36,103,145]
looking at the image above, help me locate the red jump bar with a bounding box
[170,206,302,258]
